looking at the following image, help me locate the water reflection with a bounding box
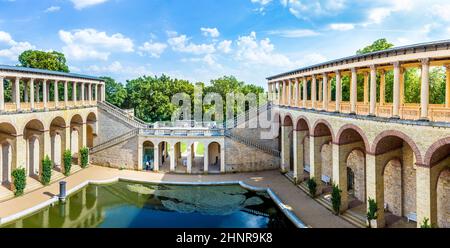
[2,182,294,228]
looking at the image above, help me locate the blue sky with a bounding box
[0,0,450,88]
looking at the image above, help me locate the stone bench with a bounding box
[407,212,417,223]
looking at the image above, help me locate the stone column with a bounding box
[393,62,401,118]
[54,80,59,108]
[169,144,175,172]
[363,72,369,104]
[64,81,68,108]
[203,142,209,173]
[15,77,21,112]
[400,69,405,105]
[446,65,450,108]
[43,80,48,111]
[187,143,193,174]
[81,123,87,148]
[332,143,349,212]
[30,79,34,111]
[16,136,27,169]
[220,145,225,173]
[24,80,28,103]
[380,70,386,106]
[416,165,437,228]
[369,65,377,116]
[335,71,342,112]
[153,145,159,172]
[137,138,143,171]
[294,79,298,107]
[101,83,106,102]
[318,78,323,102]
[309,136,322,194]
[287,80,291,106]
[36,82,40,103]
[323,73,328,111]
[420,58,430,120]
[88,83,93,105]
[366,154,385,228]
[312,76,317,109]
[350,68,357,114]
[72,82,77,102]
[81,82,85,106]
[44,130,52,159]
[303,78,307,108]
[281,125,292,173]
[293,130,308,183]
[64,126,71,151]
[0,76,4,112]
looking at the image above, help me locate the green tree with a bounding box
[356,38,394,55]
[101,76,128,107]
[18,50,69,72]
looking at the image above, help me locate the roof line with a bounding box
[266,39,450,80]
[0,65,103,81]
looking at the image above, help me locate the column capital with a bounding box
[419,57,430,65]
[393,61,401,68]
[369,64,377,70]
[351,68,357,73]
[334,70,340,75]
[322,72,328,78]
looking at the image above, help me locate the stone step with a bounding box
[50,170,66,184]
[24,177,43,194]
[0,186,14,203]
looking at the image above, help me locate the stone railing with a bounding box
[224,130,280,157]
[90,128,140,154]
[98,101,149,128]
[2,100,98,113]
[140,128,225,137]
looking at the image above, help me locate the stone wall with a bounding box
[384,159,402,216]
[304,136,310,166]
[347,149,365,202]
[321,143,332,181]
[402,144,417,216]
[96,107,135,146]
[225,137,279,172]
[437,168,450,228]
[90,136,139,170]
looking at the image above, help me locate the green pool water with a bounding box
[2,182,295,228]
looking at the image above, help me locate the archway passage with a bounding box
[281,115,293,173]
[86,113,97,148]
[207,142,221,172]
[158,142,169,172]
[50,117,66,172]
[0,122,16,189]
[372,134,418,228]
[437,168,450,228]
[142,141,154,171]
[24,119,45,180]
[292,118,310,182]
[70,115,84,164]
[310,121,333,193]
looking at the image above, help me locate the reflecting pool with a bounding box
[2,182,295,228]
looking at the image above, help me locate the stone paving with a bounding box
[0,166,354,228]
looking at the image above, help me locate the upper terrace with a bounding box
[267,39,450,123]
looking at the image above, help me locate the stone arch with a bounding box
[312,119,334,141]
[346,148,366,203]
[371,130,422,165]
[24,119,45,178]
[0,123,17,186]
[50,116,66,170]
[336,124,370,152]
[142,141,155,171]
[424,137,450,168]
[207,141,221,172]
[283,114,293,126]
[70,114,84,160]
[295,116,310,131]
[282,114,294,172]
[86,112,97,148]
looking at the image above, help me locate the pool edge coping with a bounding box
[0,177,309,228]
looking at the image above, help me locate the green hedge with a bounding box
[306,178,317,198]
[80,147,89,168]
[41,155,52,185]
[12,168,26,196]
[63,150,72,176]
[331,184,342,215]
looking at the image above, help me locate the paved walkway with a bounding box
[0,166,354,228]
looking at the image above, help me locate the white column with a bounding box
[302,78,307,108]
[335,71,342,112]
[323,73,328,111]
[15,77,21,112]
[88,83,92,105]
[187,143,193,174]
[36,82,40,103]
[393,62,401,118]
[350,68,357,114]
[203,142,209,173]
[81,82,85,105]
[311,75,317,109]
[294,79,298,107]
[220,146,225,173]
[43,79,48,111]
[72,82,77,102]
[445,65,450,108]
[369,65,377,116]
[101,83,106,101]
[0,76,4,112]
[64,81,68,108]
[154,145,159,172]
[30,78,35,111]
[54,80,59,108]
[169,144,175,172]
[420,58,430,120]
[24,80,28,103]
[287,80,291,106]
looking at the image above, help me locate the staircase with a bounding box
[98,101,149,128]
[90,128,140,154]
[284,173,366,228]
[225,130,280,157]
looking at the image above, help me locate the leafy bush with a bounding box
[331,184,342,215]
[420,218,432,228]
[63,150,72,176]
[12,168,26,196]
[306,178,317,198]
[367,198,378,228]
[41,155,52,185]
[80,147,89,168]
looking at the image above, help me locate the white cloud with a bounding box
[138,41,167,58]
[0,31,35,61]
[45,6,61,13]
[167,34,215,55]
[71,0,109,10]
[200,27,220,38]
[251,0,272,5]
[183,54,221,68]
[218,40,232,53]
[87,61,153,78]
[267,29,320,38]
[329,23,355,31]
[280,0,347,19]
[430,3,450,22]
[59,28,134,61]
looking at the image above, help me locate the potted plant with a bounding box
[331,184,342,215]
[11,168,26,196]
[420,218,432,228]
[367,198,378,228]
[80,147,89,168]
[41,155,52,185]
[63,150,72,176]
[306,177,317,198]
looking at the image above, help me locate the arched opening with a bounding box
[50,117,66,172]
[86,113,97,148]
[142,141,154,171]
[346,149,366,208]
[436,168,450,228]
[282,115,293,173]
[158,141,169,172]
[70,115,84,163]
[294,118,310,181]
[0,122,16,189]
[24,119,45,180]
[207,142,221,172]
[374,134,419,228]
[311,121,333,193]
